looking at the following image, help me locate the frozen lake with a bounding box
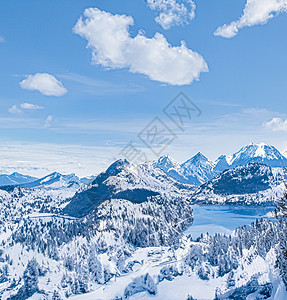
[185,205,275,238]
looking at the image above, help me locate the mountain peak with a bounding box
[92,159,130,185]
[157,154,179,165]
[193,152,208,160]
[224,143,287,168]
[153,155,180,173]
[107,159,130,172]
[182,152,209,167]
[158,154,172,161]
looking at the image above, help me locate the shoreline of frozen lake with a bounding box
[185,205,275,238]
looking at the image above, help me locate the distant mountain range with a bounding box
[154,143,287,185]
[0,172,37,187]
[21,172,80,189]
[0,142,286,210]
[0,172,97,188]
[1,143,285,189]
[153,152,215,186]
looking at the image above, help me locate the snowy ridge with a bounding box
[0,172,37,187]
[181,152,216,185]
[217,143,287,171]
[20,172,81,189]
[192,163,287,205]
[153,152,218,186]
[154,143,287,185]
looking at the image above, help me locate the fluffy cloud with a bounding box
[20,73,67,96]
[0,36,4,43]
[8,103,44,114]
[215,0,287,38]
[73,8,208,86]
[146,0,196,29]
[264,117,287,132]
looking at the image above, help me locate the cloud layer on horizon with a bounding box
[214,0,287,38]
[74,7,208,86]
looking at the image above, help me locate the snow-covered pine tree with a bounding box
[276,190,287,288]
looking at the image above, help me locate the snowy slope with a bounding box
[154,153,217,186]
[20,172,81,189]
[192,163,286,205]
[215,143,287,172]
[1,216,284,300]
[0,173,86,226]
[152,155,184,182]
[0,156,287,299]
[180,152,217,185]
[0,172,37,187]
[64,159,195,217]
[79,175,97,184]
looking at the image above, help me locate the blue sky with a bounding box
[0,0,287,176]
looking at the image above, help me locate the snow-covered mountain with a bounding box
[79,175,97,184]
[0,157,287,298]
[155,143,287,186]
[0,173,86,224]
[0,172,37,187]
[20,172,81,189]
[154,153,217,186]
[153,154,183,182]
[180,152,217,185]
[192,163,286,205]
[64,159,194,218]
[215,143,287,172]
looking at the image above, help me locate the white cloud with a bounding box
[20,73,67,96]
[0,36,4,43]
[73,8,208,86]
[146,0,196,29]
[8,105,22,114]
[20,103,44,110]
[214,0,287,38]
[8,103,44,114]
[264,117,287,132]
[44,115,53,128]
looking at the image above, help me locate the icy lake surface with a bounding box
[185,205,275,238]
